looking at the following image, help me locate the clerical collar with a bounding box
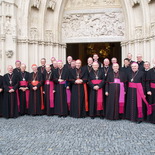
[94,69,98,72]
[133,70,138,73]
[114,71,119,73]
[104,66,109,68]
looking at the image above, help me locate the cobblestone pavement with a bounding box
[0,116,155,155]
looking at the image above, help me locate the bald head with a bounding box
[21,63,26,72]
[92,62,99,71]
[7,65,13,74]
[76,59,82,69]
[112,63,119,72]
[45,64,51,72]
[67,56,73,64]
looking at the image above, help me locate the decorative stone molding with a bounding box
[65,0,121,10]
[150,23,155,36]
[6,50,13,58]
[62,11,125,41]
[131,0,140,7]
[45,30,53,41]
[47,0,56,11]
[29,28,38,40]
[0,50,2,58]
[31,0,41,9]
[135,26,143,38]
[4,16,12,35]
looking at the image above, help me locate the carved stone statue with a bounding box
[47,0,56,11]
[6,50,14,58]
[32,0,41,9]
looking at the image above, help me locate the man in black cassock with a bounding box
[38,58,46,74]
[69,59,88,118]
[28,64,44,115]
[50,57,56,69]
[146,62,155,123]
[18,64,29,115]
[3,65,19,118]
[43,64,55,116]
[0,74,3,117]
[53,60,68,117]
[127,53,135,64]
[51,60,58,72]
[126,62,152,123]
[93,54,102,68]
[136,54,145,71]
[13,60,21,75]
[83,57,93,74]
[102,58,112,79]
[64,56,73,70]
[88,62,105,118]
[121,58,131,74]
[105,63,126,120]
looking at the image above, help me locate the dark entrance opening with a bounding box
[66,42,122,66]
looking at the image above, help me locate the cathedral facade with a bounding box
[0,0,155,73]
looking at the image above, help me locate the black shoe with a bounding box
[91,117,95,119]
[137,121,142,124]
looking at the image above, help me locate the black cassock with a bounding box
[126,70,147,122]
[105,71,126,120]
[64,63,71,70]
[18,71,29,115]
[69,67,88,118]
[53,68,68,116]
[13,68,21,75]
[3,73,19,118]
[38,66,46,74]
[43,70,55,116]
[88,69,105,117]
[28,72,44,115]
[102,66,112,79]
[0,75,3,117]
[146,68,155,123]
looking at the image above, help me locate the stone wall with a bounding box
[0,0,155,74]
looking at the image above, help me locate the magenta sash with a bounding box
[45,80,54,108]
[129,82,152,118]
[59,81,66,84]
[20,81,28,86]
[9,86,20,112]
[110,78,125,114]
[19,81,30,109]
[150,83,155,88]
[66,89,71,110]
[91,80,103,111]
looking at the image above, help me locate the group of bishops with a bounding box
[0,53,155,124]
